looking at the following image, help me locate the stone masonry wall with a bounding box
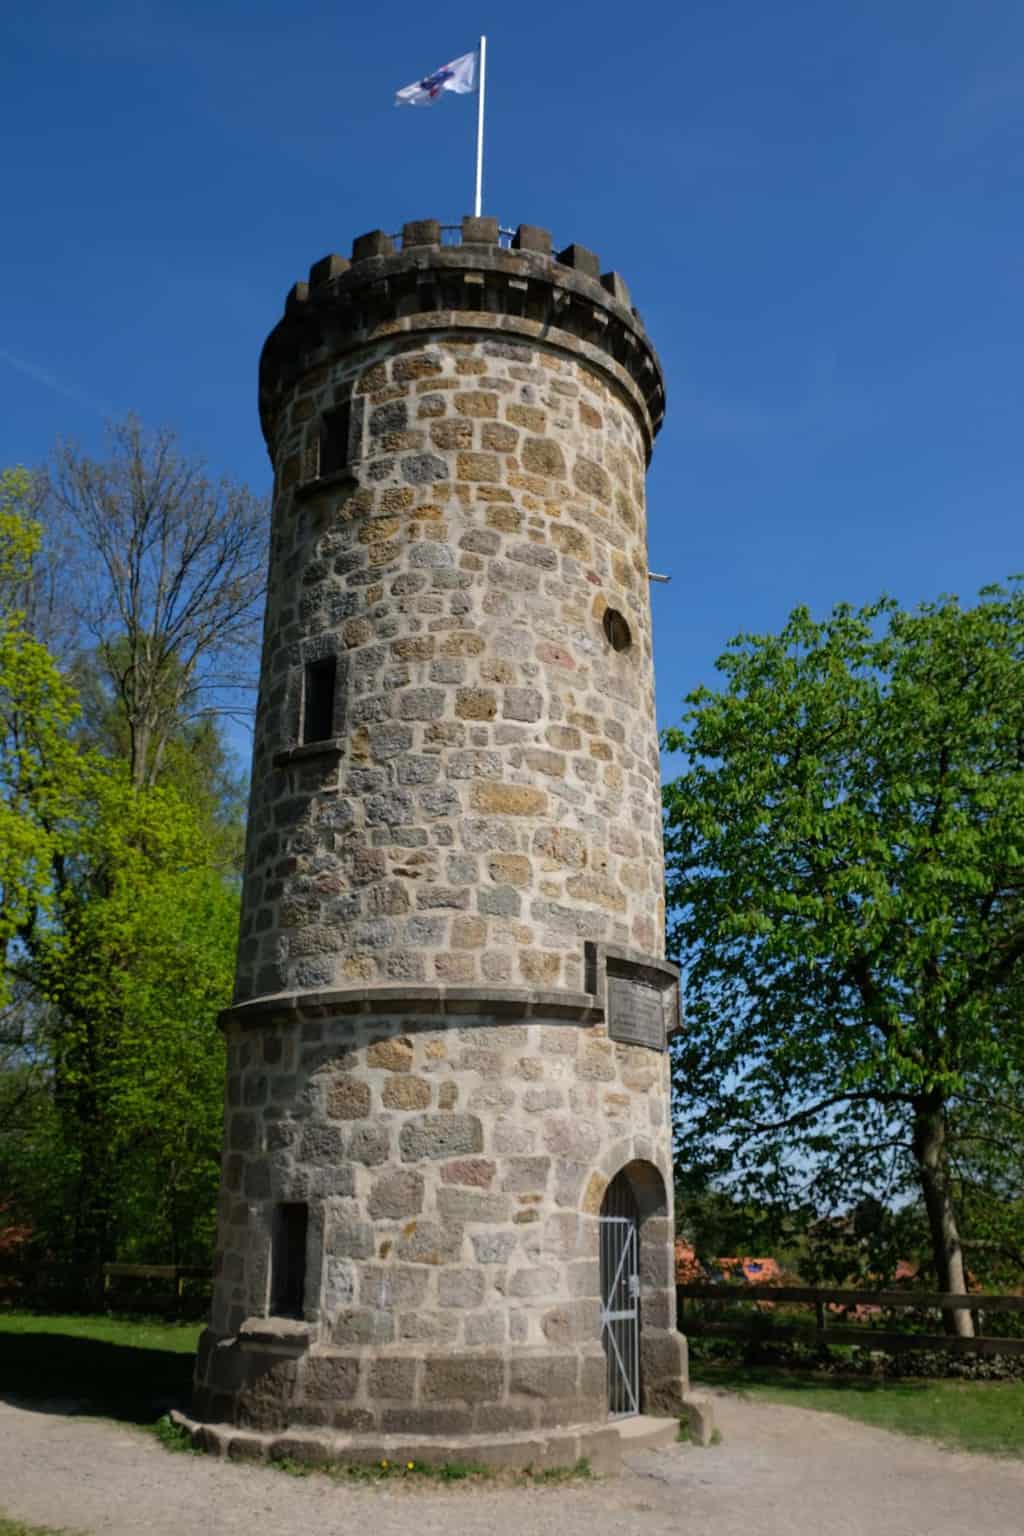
[196,1006,684,1433]
[233,328,665,1005]
[195,225,687,1444]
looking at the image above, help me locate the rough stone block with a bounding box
[422,1355,504,1404]
[304,1354,361,1402]
[461,215,500,244]
[327,1215,374,1259]
[600,270,632,307]
[366,1035,414,1072]
[402,219,441,248]
[298,1123,345,1162]
[359,1264,430,1309]
[399,1112,483,1162]
[227,1435,268,1461]
[396,1219,465,1265]
[346,1124,391,1165]
[437,1187,511,1224]
[521,437,566,477]
[441,1157,496,1187]
[367,1168,425,1220]
[512,224,552,255]
[509,1353,577,1399]
[382,1075,431,1110]
[380,1407,473,1436]
[438,1266,486,1307]
[556,243,600,278]
[284,281,309,316]
[351,230,394,261]
[332,1308,395,1346]
[469,781,546,816]
[509,1264,559,1298]
[326,1076,371,1119]
[368,1357,418,1399]
[470,1230,519,1264]
[309,252,350,285]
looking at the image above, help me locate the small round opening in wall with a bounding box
[603,608,632,653]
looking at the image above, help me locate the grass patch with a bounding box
[528,1456,591,1484]
[327,1459,491,1484]
[0,1311,201,1427]
[693,1362,1024,1458]
[286,1455,593,1488]
[0,1518,83,1536]
[150,1413,198,1454]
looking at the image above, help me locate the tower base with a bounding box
[170,1405,683,1476]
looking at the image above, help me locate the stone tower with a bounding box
[190,217,687,1466]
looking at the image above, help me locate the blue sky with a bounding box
[2,1,1021,763]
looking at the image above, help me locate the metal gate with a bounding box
[600,1175,640,1417]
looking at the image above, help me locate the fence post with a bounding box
[815,1298,826,1335]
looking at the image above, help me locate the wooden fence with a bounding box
[0,1263,212,1317]
[677,1282,1024,1356]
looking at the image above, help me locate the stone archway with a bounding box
[599,1160,669,1417]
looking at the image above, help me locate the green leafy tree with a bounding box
[0,469,84,998]
[71,637,247,875]
[663,583,1024,1330]
[30,770,234,1268]
[0,461,239,1273]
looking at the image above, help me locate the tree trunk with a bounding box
[912,1093,974,1337]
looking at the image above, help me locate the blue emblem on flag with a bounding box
[420,67,454,99]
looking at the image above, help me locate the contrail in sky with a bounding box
[0,347,119,418]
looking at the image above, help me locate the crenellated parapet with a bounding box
[259,217,666,460]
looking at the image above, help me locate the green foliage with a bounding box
[0,462,238,1269]
[0,470,85,1002]
[663,583,1024,1293]
[70,640,247,875]
[152,1413,198,1454]
[675,1170,810,1267]
[26,769,234,1265]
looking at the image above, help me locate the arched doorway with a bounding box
[599,1168,641,1416]
[599,1160,669,1418]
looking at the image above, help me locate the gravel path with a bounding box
[1,1392,1022,1536]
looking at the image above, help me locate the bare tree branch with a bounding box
[47,417,268,786]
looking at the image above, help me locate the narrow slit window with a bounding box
[303,655,337,744]
[319,401,352,479]
[270,1202,308,1319]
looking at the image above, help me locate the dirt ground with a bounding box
[1,1391,1022,1536]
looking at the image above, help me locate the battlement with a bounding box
[259,217,665,457]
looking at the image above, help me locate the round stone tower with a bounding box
[190,217,687,1466]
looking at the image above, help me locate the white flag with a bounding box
[395,50,477,107]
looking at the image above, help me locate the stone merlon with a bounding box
[260,218,665,459]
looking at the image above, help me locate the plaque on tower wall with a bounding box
[586,943,681,1053]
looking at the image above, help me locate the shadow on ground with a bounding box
[0,1329,192,1425]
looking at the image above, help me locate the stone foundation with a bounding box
[171,1406,683,1476]
[195,1000,686,1434]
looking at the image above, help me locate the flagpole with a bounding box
[474,35,487,217]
